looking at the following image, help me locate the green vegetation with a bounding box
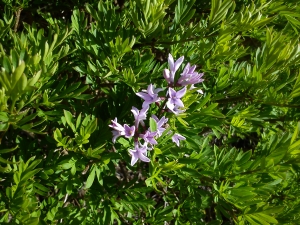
[1,0,300,224]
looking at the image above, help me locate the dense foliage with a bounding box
[1,0,300,224]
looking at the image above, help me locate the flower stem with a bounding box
[10,98,17,113]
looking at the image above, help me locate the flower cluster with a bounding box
[109,54,204,166]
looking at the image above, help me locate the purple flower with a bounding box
[163,54,184,84]
[166,86,186,112]
[136,84,163,107]
[190,84,204,94]
[140,131,158,145]
[151,115,168,137]
[172,133,186,147]
[197,89,204,94]
[177,63,204,86]
[169,105,185,115]
[109,118,136,142]
[112,130,122,143]
[124,124,135,138]
[131,106,149,128]
[109,118,125,143]
[129,142,150,166]
[109,118,125,133]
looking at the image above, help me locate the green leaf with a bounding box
[2,56,12,74]
[24,217,39,225]
[27,70,41,87]
[85,118,97,134]
[244,215,261,225]
[34,182,50,192]
[192,93,211,112]
[149,117,157,132]
[18,113,38,126]
[63,110,76,132]
[209,0,234,27]
[76,113,82,130]
[255,213,278,224]
[20,168,42,184]
[0,156,15,164]
[71,164,76,175]
[0,146,18,154]
[86,165,96,188]
[74,94,94,100]
[154,148,162,155]
[59,162,72,170]
[291,122,300,144]
[95,165,103,185]
[11,50,19,70]
[230,186,256,197]
[26,159,42,171]
[11,61,25,89]
[236,150,252,166]
[15,73,28,92]
[82,115,91,126]
[118,137,130,147]
[54,128,62,142]
[0,123,9,131]
[0,112,8,122]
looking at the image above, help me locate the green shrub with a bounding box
[1,0,300,224]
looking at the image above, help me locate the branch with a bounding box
[14,8,22,32]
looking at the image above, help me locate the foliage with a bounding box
[0,0,300,224]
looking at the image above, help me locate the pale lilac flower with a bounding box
[109,118,126,143]
[163,54,184,84]
[112,130,122,143]
[124,124,135,138]
[151,115,168,136]
[197,89,204,94]
[166,86,186,112]
[131,106,149,128]
[169,105,185,115]
[172,133,186,147]
[177,63,204,86]
[136,84,163,107]
[140,131,158,145]
[190,84,204,94]
[129,142,150,166]
[109,118,125,133]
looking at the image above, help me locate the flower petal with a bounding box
[131,107,139,118]
[197,89,204,94]
[172,136,180,146]
[130,154,139,166]
[112,130,121,143]
[139,152,150,163]
[140,105,149,115]
[157,116,168,127]
[136,92,152,101]
[174,56,184,72]
[166,99,175,111]
[153,87,163,94]
[124,124,135,137]
[147,84,154,95]
[168,87,177,98]
[173,99,184,107]
[176,133,186,140]
[151,115,159,122]
[168,54,175,71]
[163,69,171,83]
[176,86,187,98]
